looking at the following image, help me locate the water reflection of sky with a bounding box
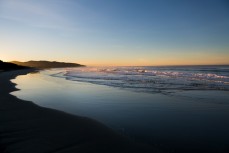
[11,70,229,153]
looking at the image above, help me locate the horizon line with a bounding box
[5,60,229,67]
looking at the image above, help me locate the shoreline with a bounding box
[0,69,159,153]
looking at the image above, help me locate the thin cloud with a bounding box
[0,0,101,34]
[0,0,68,30]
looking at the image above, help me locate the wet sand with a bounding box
[0,69,160,153]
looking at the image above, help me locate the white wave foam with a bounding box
[50,66,229,93]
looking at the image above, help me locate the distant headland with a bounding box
[11,60,85,69]
[0,60,29,71]
[0,60,84,71]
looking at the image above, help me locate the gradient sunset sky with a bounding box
[0,0,229,66]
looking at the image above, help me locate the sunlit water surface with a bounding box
[11,66,229,153]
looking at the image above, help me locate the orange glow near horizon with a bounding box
[1,49,229,67]
[75,58,229,67]
[0,48,229,66]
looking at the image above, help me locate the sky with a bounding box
[0,0,229,66]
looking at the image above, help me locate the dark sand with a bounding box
[0,69,160,153]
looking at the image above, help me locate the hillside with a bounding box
[11,61,84,69]
[0,60,29,71]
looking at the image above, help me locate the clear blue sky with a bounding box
[0,0,229,66]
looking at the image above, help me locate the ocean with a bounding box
[12,66,229,153]
[51,65,229,93]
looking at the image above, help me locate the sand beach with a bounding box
[0,69,158,153]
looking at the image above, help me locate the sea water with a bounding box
[11,66,229,153]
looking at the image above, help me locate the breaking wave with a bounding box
[49,66,229,94]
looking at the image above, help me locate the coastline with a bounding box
[0,69,158,153]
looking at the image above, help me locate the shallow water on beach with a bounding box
[11,66,229,153]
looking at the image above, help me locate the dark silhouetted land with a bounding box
[0,60,29,71]
[11,60,84,69]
